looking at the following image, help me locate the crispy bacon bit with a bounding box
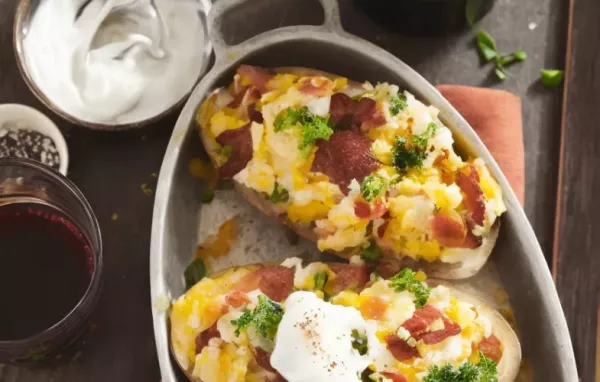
[382,372,409,382]
[236,65,272,94]
[328,263,370,293]
[254,348,276,373]
[298,77,333,97]
[225,291,251,308]
[311,130,380,194]
[215,123,253,178]
[195,324,220,354]
[477,335,503,362]
[433,148,450,166]
[247,103,263,123]
[354,200,388,220]
[375,257,402,278]
[402,305,461,345]
[385,335,420,361]
[376,220,390,238]
[328,93,386,132]
[232,266,294,302]
[456,165,486,226]
[430,213,467,247]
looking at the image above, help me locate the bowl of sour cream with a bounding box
[14,0,212,130]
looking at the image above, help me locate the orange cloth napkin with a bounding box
[436,85,525,205]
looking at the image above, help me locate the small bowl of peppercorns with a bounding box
[0,104,68,175]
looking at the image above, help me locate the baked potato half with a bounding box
[170,258,521,381]
[195,66,506,279]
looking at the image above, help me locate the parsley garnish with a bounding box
[360,175,386,202]
[221,145,232,158]
[423,353,498,382]
[313,271,328,291]
[540,69,564,88]
[360,241,383,262]
[389,92,408,116]
[184,259,206,290]
[413,122,438,150]
[476,29,527,80]
[274,107,334,154]
[392,137,427,174]
[269,183,289,203]
[350,329,369,356]
[231,295,284,340]
[389,268,430,308]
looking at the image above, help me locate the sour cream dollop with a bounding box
[271,291,381,382]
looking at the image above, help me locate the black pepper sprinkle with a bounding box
[0,123,60,170]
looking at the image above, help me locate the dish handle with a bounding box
[207,0,343,61]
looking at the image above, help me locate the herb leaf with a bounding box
[313,271,329,291]
[392,137,427,174]
[360,241,383,262]
[184,259,206,290]
[496,50,528,67]
[360,175,386,202]
[413,122,438,150]
[494,67,507,81]
[389,92,408,116]
[275,107,334,153]
[465,0,485,26]
[351,329,369,356]
[274,108,302,132]
[423,353,498,382]
[476,30,498,62]
[540,69,564,88]
[231,295,284,340]
[201,187,214,203]
[389,268,430,308]
[269,183,289,203]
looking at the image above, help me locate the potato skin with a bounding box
[196,66,500,280]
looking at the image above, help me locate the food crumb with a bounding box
[141,183,153,196]
[528,22,537,30]
[111,213,118,221]
[151,172,157,178]
[153,295,171,312]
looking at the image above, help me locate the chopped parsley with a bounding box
[269,183,289,203]
[540,69,564,88]
[360,241,383,262]
[413,122,438,150]
[274,106,334,154]
[231,295,284,340]
[313,271,329,291]
[184,259,206,290]
[200,187,214,203]
[221,145,232,158]
[389,92,408,116]
[476,29,527,80]
[389,268,430,308]
[350,329,369,356]
[391,137,427,174]
[423,353,498,382]
[360,174,386,202]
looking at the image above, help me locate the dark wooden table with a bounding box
[0,0,586,380]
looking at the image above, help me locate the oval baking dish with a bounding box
[150,0,577,380]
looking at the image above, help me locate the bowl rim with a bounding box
[12,0,213,131]
[0,103,69,175]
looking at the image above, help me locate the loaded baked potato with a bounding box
[170,258,521,381]
[195,66,506,279]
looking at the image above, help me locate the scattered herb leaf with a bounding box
[494,67,507,81]
[476,30,498,62]
[360,175,386,202]
[232,295,284,340]
[389,268,430,308]
[496,50,527,67]
[274,107,334,154]
[201,188,214,203]
[269,183,290,203]
[111,213,118,221]
[351,329,369,356]
[360,241,383,262]
[141,183,153,196]
[540,69,564,88]
[389,92,408,116]
[465,0,485,27]
[313,271,329,291]
[413,122,438,150]
[392,137,427,174]
[184,258,206,290]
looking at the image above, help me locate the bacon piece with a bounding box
[225,291,251,308]
[236,65,272,94]
[247,103,263,123]
[430,213,467,247]
[329,93,356,130]
[385,335,420,361]
[254,348,287,381]
[477,335,503,362]
[354,200,388,219]
[311,130,380,194]
[376,220,390,238]
[456,165,486,226]
[382,372,409,382]
[402,305,461,345]
[215,123,253,178]
[328,263,370,293]
[195,324,220,354]
[232,266,293,302]
[298,77,333,97]
[328,93,386,132]
[354,98,386,132]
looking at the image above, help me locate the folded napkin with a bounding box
[436,85,525,205]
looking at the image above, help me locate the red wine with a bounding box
[0,202,93,341]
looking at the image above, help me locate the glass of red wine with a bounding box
[0,157,102,364]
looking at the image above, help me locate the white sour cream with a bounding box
[271,291,381,382]
[22,0,206,124]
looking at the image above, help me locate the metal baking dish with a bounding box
[150,0,578,380]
